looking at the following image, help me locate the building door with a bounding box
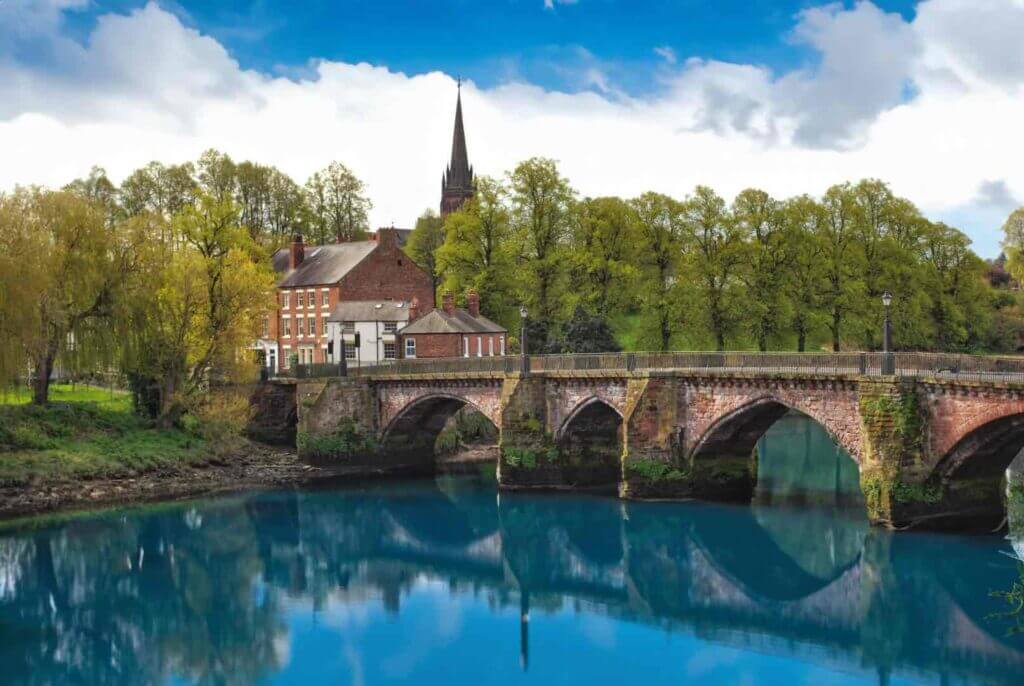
[268,348,277,373]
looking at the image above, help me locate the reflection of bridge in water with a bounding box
[282,479,1024,683]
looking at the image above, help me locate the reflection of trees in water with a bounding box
[3,478,1024,684]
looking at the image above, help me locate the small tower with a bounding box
[441,80,475,217]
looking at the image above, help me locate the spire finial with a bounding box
[457,75,462,92]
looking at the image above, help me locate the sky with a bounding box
[0,0,1022,257]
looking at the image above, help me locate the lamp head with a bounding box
[520,305,528,319]
[881,291,893,308]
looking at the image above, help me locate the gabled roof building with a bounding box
[399,291,507,360]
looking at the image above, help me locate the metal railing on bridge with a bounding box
[270,351,1024,384]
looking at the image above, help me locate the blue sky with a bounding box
[1,0,1022,257]
[64,0,918,93]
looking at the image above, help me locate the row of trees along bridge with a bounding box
[3,149,1024,421]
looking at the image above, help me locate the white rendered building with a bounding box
[325,300,411,366]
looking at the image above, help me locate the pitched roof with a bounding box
[327,300,411,323]
[272,241,377,288]
[399,307,506,335]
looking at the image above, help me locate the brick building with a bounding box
[257,228,434,370]
[398,291,507,359]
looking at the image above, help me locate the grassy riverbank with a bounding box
[0,385,218,486]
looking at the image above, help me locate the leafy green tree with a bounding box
[780,196,826,351]
[631,192,684,351]
[816,183,866,351]
[303,162,371,244]
[508,158,575,343]
[733,189,791,351]
[562,304,621,353]
[569,197,638,317]
[197,149,237,201]
[681,186,746,351]
[404,210,445,295]
[0,189,135,403]
[436,177,517,328]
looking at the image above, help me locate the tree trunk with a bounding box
[660,315,671,352]
[32,351,55,405]
[716,331,726,352]
[797,329,807,353]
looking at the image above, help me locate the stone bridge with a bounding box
[253,353,1024,529]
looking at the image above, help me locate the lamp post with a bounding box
[881,290,894,375]
[519,305,529,376]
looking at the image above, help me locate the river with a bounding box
[2,415,1023,685]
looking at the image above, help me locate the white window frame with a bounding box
[477,336,482,357]
[383,321,398,333]
[488,337,494,357]
[321,289,330,308]
[296,315,304,338]
[282,317,292,337]
[281,292,290,309]
[405,338,416,358]
[463,337,469,357]
[383,342,397,360]
[500,336,505,356]
[307,290,315,309]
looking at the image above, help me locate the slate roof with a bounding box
[272,241,377,288]
[399,308,506,335]
[327,300,411,323]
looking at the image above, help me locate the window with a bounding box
[463,337,469,357]
[308,317,316,337]
[342,321,355,333]
[299,346,314,365]
[322,291,330,307]
[296,316,303,337]
[488,337,494,357]
[477,336,482,357]
[405,338,416,358]
[281,292,290,309]
[345,343,357,360]
[500,336,506,356]
[297,291,304,308]
[307,291,315,309]
[384,342,397,360]
[283,318,292,337]
[383,321,398,333]
[262,316,269,338]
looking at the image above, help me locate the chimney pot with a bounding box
[408,297,421,322]
[467,290,480,318]
[442,291,455,315]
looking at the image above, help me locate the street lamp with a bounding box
[881,291,894,375]
[519,305,529,375]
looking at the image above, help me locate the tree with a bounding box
[631,192,683,351]
[120,161,197,220]
[120,193,275,423]
[569,197,638,317]
[304,162,372,244]
[561,304,621,353]
[781,196,825,351]
[508,158,574,345]
[436,177,517,328]
[733,189,791,351]
[404,210,445,296]
[0,189,133,404]
[197,149,237,202]
[681,186,746,351]
[1003,207,1024,283]
[816,183,865,351]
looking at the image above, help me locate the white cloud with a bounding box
[653,46,677,64]
[0,1,1023,257]
[544,0,579,9]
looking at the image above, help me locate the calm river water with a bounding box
[2,416,1024,685]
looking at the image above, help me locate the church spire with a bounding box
[441,79,475,217]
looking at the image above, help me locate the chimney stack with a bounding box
[408,297,422,322]
[289,234,304,270]
[377,227,397,249]
[467,290,480,318]
[442,291,455,315]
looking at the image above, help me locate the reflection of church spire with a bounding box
[520,590,530,671]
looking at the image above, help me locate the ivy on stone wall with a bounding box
[297,419,377,461]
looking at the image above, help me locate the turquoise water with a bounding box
[2,418,1024,685]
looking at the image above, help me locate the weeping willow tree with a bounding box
[118,193,275,425]
[0,188,132,403]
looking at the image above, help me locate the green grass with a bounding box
[0,384,214,486]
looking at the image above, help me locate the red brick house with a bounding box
[398,291,507,359]
[257,228,434,370]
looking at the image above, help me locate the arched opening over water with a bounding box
[555,398,624,489]
[690,399,863,513]
[381,395,499,470]
[933,413,1024,529]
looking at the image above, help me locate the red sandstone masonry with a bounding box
[684,380,863,462]
[923,385,1024,468]
[377,380,505,438]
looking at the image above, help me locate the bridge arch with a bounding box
[688,394,861,503]
[379,392,500,462]
[554,396,625,489]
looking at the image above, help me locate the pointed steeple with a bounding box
[441,79,475,217]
